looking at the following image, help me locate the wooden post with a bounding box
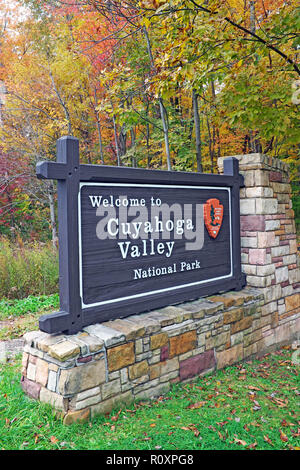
[36,136,82,334]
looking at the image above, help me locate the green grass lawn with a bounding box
[0,294,59,340]
[0,346,299,451]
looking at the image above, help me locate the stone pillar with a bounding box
[218,153,300,331]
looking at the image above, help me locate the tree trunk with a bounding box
[192,89,202,172]
[112,114,121,166]
[206,114,215,173]
[143,26,172,170]
[159,97,171,171]
[94,87,104,163]
[130,127,137,167]
[250,1,256,33]
[49,70,72,135]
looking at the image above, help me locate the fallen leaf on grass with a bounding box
[217,420,229,427]
[279,430,289,442]
[181,425,200,437]
[234,437,247,446]
[264,435,273,446]
[247,442,257,449]
[252,405,261,411]
[248,386,261,391]
[268,396,288,407]
[111,410,121,422]
[50,436,59,444]
[187,401,206,409]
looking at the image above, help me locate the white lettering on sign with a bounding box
[133,259,201,279]
[92,194,204,258]
[89,195,146,208]
[117,239,175,259]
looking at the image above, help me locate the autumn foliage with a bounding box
[0,0,299,241]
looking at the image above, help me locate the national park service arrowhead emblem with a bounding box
[204,198,224,239]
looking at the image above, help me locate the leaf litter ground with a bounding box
[0,345,299,450]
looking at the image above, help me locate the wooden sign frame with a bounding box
[37,136,246,334]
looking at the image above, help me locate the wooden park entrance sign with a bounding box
[37,136,246,334]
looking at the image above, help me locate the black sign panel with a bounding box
[79,183,231,308]
[36,136,245,334]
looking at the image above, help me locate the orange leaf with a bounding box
[50,436,59,444]
[111,410,121,421]
[279,430,288,442]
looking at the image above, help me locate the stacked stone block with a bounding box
[218,153,300,337]
[22,287,277,424]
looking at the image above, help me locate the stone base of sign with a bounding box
[21,286,300,424]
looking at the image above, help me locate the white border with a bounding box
[78,183,233,309]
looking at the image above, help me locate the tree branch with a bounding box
[186,0,300,76]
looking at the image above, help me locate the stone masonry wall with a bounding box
[22,287,272,425]
[218,153,300,326]
[21,153,300,424]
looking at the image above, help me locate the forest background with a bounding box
[0,0,299,299]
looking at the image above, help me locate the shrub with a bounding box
[0,237,59,299]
